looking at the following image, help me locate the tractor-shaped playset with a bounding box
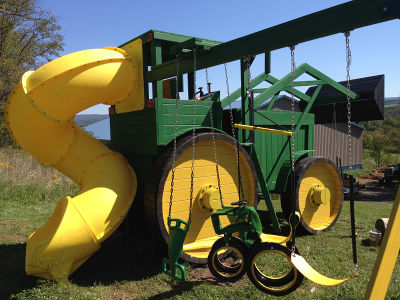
[4,0,400,297]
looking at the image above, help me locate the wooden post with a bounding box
[364,186,400,299]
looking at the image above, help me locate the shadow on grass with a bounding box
[71,230,165,286]
[0,211,309,299]
[147,281,203,300]
[0,229,166,298]
[0,243,38,299]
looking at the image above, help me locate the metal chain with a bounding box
[345,30,358,274]
[333,103,338,164]
[168,53,181,218]
[290,46,296,172]
[345,31,352,175]
[246,56,253,98]
[205,68,224,206]
[224,63,244,202]
[189,47,197,222]
[289,45,297,255]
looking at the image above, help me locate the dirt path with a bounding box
[355,178,398,202]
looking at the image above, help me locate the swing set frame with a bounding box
[109,0,400,296]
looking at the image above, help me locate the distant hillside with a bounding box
[74,114,108,128]
[385,97,400,107]
[385,105,400,120]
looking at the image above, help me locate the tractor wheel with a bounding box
[144,132,258,264]
[281,156,343,234]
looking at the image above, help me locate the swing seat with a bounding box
[162,217,191,281]
[290,253,357,286]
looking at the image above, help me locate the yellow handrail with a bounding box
[234,124,293,136]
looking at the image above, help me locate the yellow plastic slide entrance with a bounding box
[5,44,143,280]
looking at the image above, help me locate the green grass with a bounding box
[1,149,400,299]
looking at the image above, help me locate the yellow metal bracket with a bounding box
[234,123,293,136]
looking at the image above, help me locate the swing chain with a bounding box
[205,68,224,207]
[345,30,358,275]
[289,45,297,255]
[290,45,296,172]
[224,63,244,202]
[168,52,181,219]
[345,31,352,174]
[246,56,253,98]
[189,47,198,222]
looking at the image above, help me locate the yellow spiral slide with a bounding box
[5,42,143,281]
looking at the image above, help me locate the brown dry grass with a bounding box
[0,147,72,186]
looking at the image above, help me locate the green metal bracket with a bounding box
[211,205,263,244]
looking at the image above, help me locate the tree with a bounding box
[363,130,392,167]
[0,0,64,147]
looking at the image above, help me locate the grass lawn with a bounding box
[1,148,400,299]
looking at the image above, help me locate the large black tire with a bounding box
[208,237,248,282]
[246,242,303,296]
[281,156,343,234]
[144,132,258,264]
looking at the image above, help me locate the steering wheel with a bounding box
[230,200,248,206]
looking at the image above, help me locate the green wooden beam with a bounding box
[293,80,325,86]
[251,149,281,232]
[265,51,271,74]
[147,0,399,82]
[252,89,268,93]
[255,63,356,110]
[254,64,309,108]
[220,73,265,109]
[264,73,312,103]
[303,64,357,99]
[151,40,163,98]
[120,29,223,48]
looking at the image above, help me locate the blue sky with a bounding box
[39,0,400,114]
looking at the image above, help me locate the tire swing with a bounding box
[207,59,301,290]
[248,35,359,295]
[290,31,359,287]
[205,63,256,282]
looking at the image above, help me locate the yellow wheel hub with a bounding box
[310,185,331,206]
[197,184,222,212]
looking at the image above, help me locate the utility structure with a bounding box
[4,0,400,297]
